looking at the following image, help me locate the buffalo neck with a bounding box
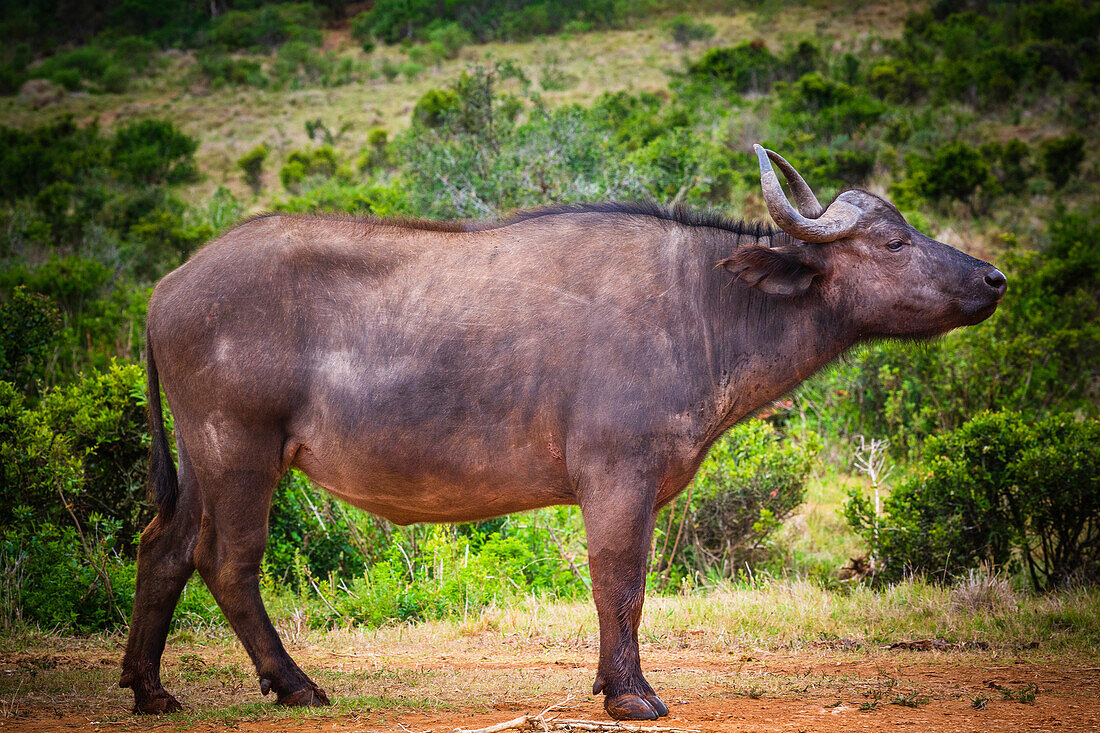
[684,226,857,436]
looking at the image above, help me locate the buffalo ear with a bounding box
[719,244,820,296]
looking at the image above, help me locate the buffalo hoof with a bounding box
[646,693,669,717]
[605,693,660,720]
[132,690,183,715]
[277,683,330,707]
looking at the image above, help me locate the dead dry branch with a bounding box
[453,699,701,733]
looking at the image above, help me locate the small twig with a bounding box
[454,715,532,733]
[542,525,590,589]
[57,486,126,626]
[308,576,342,617]
[395,540,416,580]
[397,724,433,733]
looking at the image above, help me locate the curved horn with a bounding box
[764,149,823,218]
[754,144,861,243]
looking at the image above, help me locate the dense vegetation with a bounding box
[0,0,1097,634]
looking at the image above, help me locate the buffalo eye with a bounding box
[886,240,906,252]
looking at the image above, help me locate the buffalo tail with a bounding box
[146,326,178,519]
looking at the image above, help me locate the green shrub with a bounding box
[379,56,400,81]
[110,119,198,185]
[895,140,991,205]
[427,21,474,59]
[274,41,325,87]
[0,63,25,95]
[324,512,586,626]
[845,411,1099,589]
[108,36,156,72]
[274,179,411,216]
[195,50,267,88]
[414,88,460,128]
[209,2,323,50]
[867,58,928,102]
[265,471,377,591]
[2,515,135,632]
[652,421,817,583]
[1040,134,1085,188]
[398,60,424,81]
[664,14,715,47]
[983,138,1032,195]
[279,146,341,192]
[0,361,151,545]
[687,40,782,93]
[99,64,130,93]
[0,287,60,396]
[238,145,268,193]
[358,128,389,170]
[32,46,110,90]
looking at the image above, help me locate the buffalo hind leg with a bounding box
[120,448,200,714]
[193,456,329,708]
[580,479,668,720]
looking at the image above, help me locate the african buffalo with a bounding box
[120,145,1006,720]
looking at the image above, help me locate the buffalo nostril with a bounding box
[984,268,1007,292]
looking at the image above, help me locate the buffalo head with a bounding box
[722,145,1006,339]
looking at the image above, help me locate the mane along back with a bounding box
[237,202,775,238]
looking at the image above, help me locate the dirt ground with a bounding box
[2,638,1099,733]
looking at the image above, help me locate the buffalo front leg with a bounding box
[580,480,668,720]
[193,459,329,708]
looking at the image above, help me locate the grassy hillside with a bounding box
[0,2,922,207]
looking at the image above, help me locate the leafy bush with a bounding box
[895,0,1100,107]
[845,411,1099,589]
[351,0,652,44]
[866,58,928,103]
[413,88,461,128]
[265,471,376,591]
[895,140,992,206]
[274,179,410,216]
[664,14,715,47]
[110,119,198,185]
[209,3,323,50]
[272,41,357,88]
[427,21,474,59]
[982,138,1032,195]
[2,514,135,632]
[238,145,268,193]
[687,40,782,93]
[652,421,817,583]
[0,287,60,395]
[358,128,389,171]
[195,50,267,88]
[1040,134,1085,188]
[279,146,342,192]
[0,362,152,550]
[323,512,586,626]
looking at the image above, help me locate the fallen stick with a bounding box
[454,716,699,733]
[454,715,531,733]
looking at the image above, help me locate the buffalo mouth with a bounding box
[960,295,1003,326]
